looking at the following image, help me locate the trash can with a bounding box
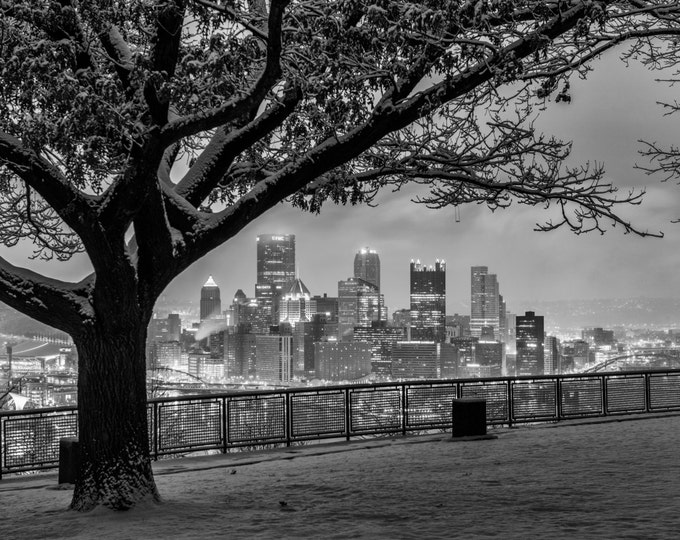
[58,437,80,484]
[451,398,487,437]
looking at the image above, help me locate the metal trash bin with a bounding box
[451,398,487,437]
[58,437,80,484]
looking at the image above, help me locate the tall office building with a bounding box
[279,278,316,326]
[354,247,380,290]
[255,234,296,327]
[256,234,296,285]
[353,321,406,376]
[410,259,446,342]
[544,335,561,374]
[338,277,381,340]
[516,311,545,376]
[470,266,501,340]
[200,275,221,321]
[255,334,293,383]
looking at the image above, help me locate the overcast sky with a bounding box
[2,53,679,317]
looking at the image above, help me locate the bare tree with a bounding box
[1,0,679,511]
[636,35,680,214]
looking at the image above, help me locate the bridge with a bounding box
[584,348,680,373]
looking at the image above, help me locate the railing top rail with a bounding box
[141,367,680,404]
[0,404,78,418]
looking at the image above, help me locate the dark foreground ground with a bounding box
[1,413,679,539]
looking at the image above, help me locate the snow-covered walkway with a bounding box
[1,414,679,539]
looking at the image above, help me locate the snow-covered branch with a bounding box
[160,0,290,143]
[0,254,93,335]
[0,132,97,243]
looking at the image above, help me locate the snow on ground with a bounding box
[2,414,679,539]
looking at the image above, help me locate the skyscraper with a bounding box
[516,311,545,376]
[200,275,221,321]
[470,266,501,340]
[354,247,380,290]
[338,277,381,340]
[410,259,446,342]
[255,234,296,327]
[279,278,316,326]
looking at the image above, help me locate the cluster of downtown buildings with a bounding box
[1,233,654,408]
[147,234,558,386]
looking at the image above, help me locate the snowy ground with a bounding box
[1,414,679,539]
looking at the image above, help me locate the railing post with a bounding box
[401,384,408,437]
[556,376,563,421]
[0,415,3,480]
[285,391,292,447]
[152,401,159,461]
[507,379,514,428]
[345,387,351,441]
[602,374,608,416]
[222,397,228,454]
[645,373,652,413]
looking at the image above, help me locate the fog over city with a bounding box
[2,55,679,316]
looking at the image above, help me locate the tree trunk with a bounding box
[70,318,160,511]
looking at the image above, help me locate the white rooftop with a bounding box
[202,275,218,288]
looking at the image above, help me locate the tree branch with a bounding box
[0,255,93,335]
[160,0,290,144]
[175,84,302,206]
[0,132,98,239]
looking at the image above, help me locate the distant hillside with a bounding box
[516,298,680,330]
[0,302,69,339]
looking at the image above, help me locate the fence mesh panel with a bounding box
[3,412,77,470]
[5,369,680,476]
[291,391,345,439]
[512,381,557,421]
[158,399,222,452]
[649,373,680,410]
[460,382,508,423]
[405,384,457,428]
[560,378,603,417]
[349,387,401,434]
[227,394,286,444]
[606,375,646,413]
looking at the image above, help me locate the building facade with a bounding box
[516,311,545,376]
[255,234,296,327]
[255,334,293,383]
[354,247,381,290]
[338,277,381,340]
[391,341,439,379]
[470,266,500,340]
[200,275,221,321]
[409,259,446,342]
[314,341,372,381]
[279,278,316,327]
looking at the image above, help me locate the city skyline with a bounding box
[2,55,680,318]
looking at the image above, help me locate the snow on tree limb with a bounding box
[0,254,93,333]
[0,132,97,244]
[160,0,290,144]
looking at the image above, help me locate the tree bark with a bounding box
[70,317,159,511]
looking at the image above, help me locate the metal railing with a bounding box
[2,368,680,478]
